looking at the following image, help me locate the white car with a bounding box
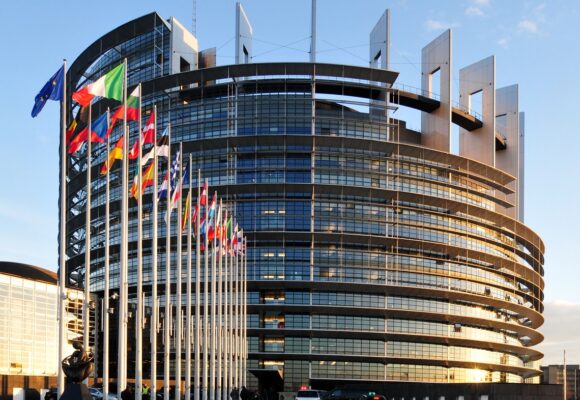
[296,390,325,400]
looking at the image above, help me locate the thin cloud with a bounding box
[466,6,484,16]
[465,0,489,17]
[425,19,458,31]
[537,300,580,365]
[518,19,538,34]
[497,37,509,49]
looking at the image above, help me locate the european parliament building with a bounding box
[62,5,547,396]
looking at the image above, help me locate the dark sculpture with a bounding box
[60,339,94,400]
[62,339,94,383]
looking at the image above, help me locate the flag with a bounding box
[200,181,208,206]
[207,193,217,221]
[191,204,198,237]
[158,171,170,200]
[31,65,65,117]
[141,128,169,166]
[129,110,156,159]
[181,191,190,233]
[72,63,124,106]
[106,86,140,136]
[68,112,109,154]
[130,161,155,199]
[66,118,78,145]
[169,164,188,214]
[100,135,124,174]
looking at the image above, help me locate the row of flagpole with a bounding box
[33,59,248,400]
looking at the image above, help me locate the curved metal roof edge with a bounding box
[0,261,57,285]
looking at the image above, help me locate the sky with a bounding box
[0,0,578,364]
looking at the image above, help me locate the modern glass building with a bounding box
[62,7,545,394]
[0,261,84,399]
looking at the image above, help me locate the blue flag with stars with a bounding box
[31,65,64,118]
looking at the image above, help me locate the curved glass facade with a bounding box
[64,13,545,392]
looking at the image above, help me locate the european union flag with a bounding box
[31,65,65,118]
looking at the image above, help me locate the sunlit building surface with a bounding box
[63,8,546,394]
[0,262,83,400]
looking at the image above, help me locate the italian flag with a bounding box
[106,85,140,137]
[130,161,155,199]
[73,63,124,106]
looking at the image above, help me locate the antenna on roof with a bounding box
[310,0,317,63]
[192,0,197,36]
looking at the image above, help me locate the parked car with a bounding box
[44,388,58,400]
[296,390,326,400]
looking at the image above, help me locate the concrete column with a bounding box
[421,29,452,152]
[495,84,520,219]
[235,2,253,64]
[459,56,495,166]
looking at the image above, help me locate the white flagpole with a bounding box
[118,58,129,395]
[151,105,159,398]
[228,227,234,394]
[176,143,183,400]
[185,156,193,400]
[216,203,223,400]
[243,237,247,387]
[164,124,172,400]
[135,83,144,400]
[203,179,209,400]
[234,231,239,389]
[57,59,68,400]
[83,102,92,363]
[222,213,229,400]
[103,109,111,400]
[210,192,218,400]
[194,170,201,400]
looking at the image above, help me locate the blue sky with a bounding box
[0,0,578,363]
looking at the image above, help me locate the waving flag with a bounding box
[106,86,140,136]
[208,193,217,221]
[72,63,124,106]
[200,181,208,206]
[141,127,169,167]
[158,150,180,201]
[68,112,109,154]
[169,164,189,214]
[100,135,124,174]
[130,161,155,199]
[31,65,65,117]
[129,110,156,159]
[181,191,191,233]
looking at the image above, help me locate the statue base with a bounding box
[60,383,92,400]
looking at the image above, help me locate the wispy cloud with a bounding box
[497,37,509,49]
[537,300,580,364]
[465,0,490,17]
[517,2,547,35]
[424,19,458,31]
[518,19,539,34]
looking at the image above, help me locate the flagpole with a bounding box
[176,143,183,400]
[57,59,68,400]
[194,169,201,400]
[216,203,223,400]
[135,83,144,400]
[228,227,233,395]
[118,58,129,396]
[103,109,111,400]
[203,179,209,400]
[83,102,92,388]
[234,229,239,389]
[223,212,229,400]
[243,236,247,387]
[210,192,218,400]
[185,156,193,400]
[164,124,172,400]
[151,104,159,398]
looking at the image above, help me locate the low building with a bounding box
[0,262,84,400]
[542,364,580,400]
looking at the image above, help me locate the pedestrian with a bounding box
[230,387,240,400]
[240,386,250,400]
